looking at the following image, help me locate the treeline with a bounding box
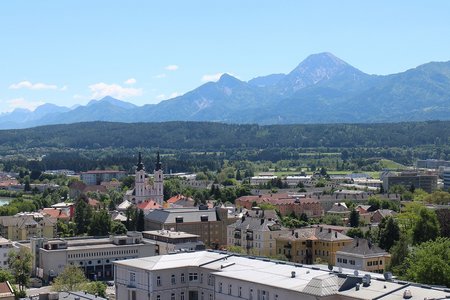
[1,120,450,150]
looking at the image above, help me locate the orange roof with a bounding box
[167,194,184,203]
[42,208,70,220]
[137,200,162,210]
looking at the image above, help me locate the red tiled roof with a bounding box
[42,208,70,220]
[137,200,162,210]
[167,194,184,203]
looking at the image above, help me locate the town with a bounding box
[0,152,448,299]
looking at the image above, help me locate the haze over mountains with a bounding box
[2,52,450,129]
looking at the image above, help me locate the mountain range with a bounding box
[2,52,450,129]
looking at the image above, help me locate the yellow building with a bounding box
[276,226,353,265]
[336,239,391,273]
[0,213,57,241]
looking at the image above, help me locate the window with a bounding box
[181,292,185,300]
[201,292,204,300]
[228,284,232,295]
[238,286,242,297]
[130,272,136,282]
[249,288,253,300]
[171,274,176,285]
[260,290,268,300]
[219,282,223,293]
[189,272,198,281]
[200,273,203,283]
[181,273,185,283]
[367,261,372,266]
[380,260,383,265]
[208,275,213,286]
[343,259,347,264]
[157,276,161,286]
[209,295,213,300]
[156,296,161,300]
[171,293,175,300]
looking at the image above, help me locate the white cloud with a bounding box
[169,92,181,98]
[201,73,225,82]
[165,65,179,71]
[89,82,143,99]
[9,80,58,90]
[124,78,137,85]
[60,85,68,91]
[156,94,166,101]
[154,73,167,79]
[5,98,45,112]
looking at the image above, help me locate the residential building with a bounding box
[249,175,277,186]
[443,168,450,191]
[114,251,450,300]
[283,175,314,187]
[276,226,353,265]
[371,209,397,224]
[125,152,164,205]
[144,207,237,248]
[382,171,437,193]
[336,239,391,273]
[326,202,350,220]
[0,238,19,269]
[142,230,205,255]
[235,193,324,218]
[227,210,289,256]
[0,213,57,241]
[416,159,450,169]
[68,181,107,200]
[31,232,156,281]
[80,170,126,186]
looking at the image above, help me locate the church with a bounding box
[125,152,164,205]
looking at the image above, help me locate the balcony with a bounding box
[246,234,254,241]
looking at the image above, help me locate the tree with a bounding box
[388,235,410,276]
[136,209,145,232]
[88,210,111,236]
[346,228,364,238]
[85,281,107,297]
[8,247,32,292]
[111,222,127,236]
[74,195,92,235]
[403,237,450,287]
[52,265,88,292]
[349,208,360,227]
[0,269,14,283]
[412,207,440,245]
[435,209,450,237]
[378,216,400,251]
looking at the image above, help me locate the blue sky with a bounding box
[1,1,450,112]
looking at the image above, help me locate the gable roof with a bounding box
[337,238,389,257]
[137,200,162,210]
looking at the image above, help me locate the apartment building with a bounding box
[0,238,19,269]
[80,170,126,186]
[31,232,156,281]
[0,213,57,241]
[227,210,289,257]
[382,171,437,193]
[145,207,237,248]
[276,226,353,265]
[114,251,450,300]
[142,230,205,255]
[336,239,391,273]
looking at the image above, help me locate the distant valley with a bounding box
[2,52,450,129]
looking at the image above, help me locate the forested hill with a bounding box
[0,121,448,150]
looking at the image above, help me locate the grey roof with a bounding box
[145,208,218,224]
[337,239,389,257]
[278,227,353,242]
[229,217,284,232]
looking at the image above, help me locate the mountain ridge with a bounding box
[2,53,450,128]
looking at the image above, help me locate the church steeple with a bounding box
[136,152,145,171]
[155,151,162,171]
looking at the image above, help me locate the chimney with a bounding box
[291,271,296,278]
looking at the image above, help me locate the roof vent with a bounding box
[355,283,360,291]
[291,271,296,278]
[403,289,412,299]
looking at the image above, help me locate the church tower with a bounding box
[153,151,164,205]
[134,152,147,202]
